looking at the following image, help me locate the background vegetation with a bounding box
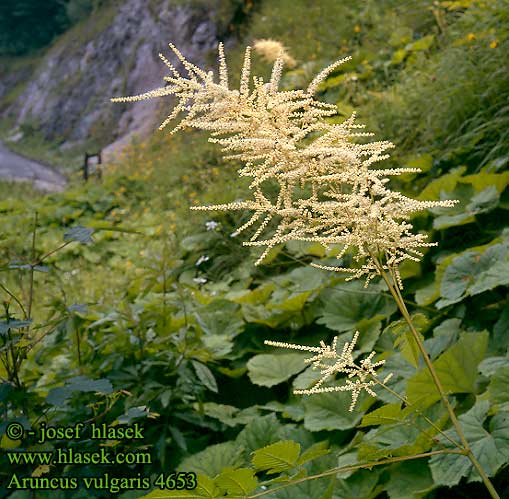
[0,0,508,497]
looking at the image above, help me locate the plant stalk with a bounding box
[247,449,465,499]
[376,260,499,499]
[27,212,38,323]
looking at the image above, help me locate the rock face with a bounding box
[2,0,220,158]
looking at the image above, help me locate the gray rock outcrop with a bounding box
[2,0,221,160]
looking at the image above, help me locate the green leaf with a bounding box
[417,166,466,201]
[359,403,406,427]
[67,376,113,393]
[268,291,312,314]
[424,318,461,360]
[334,469,382,499]
[437,242,509,308]
[0,320,31,335]
[261,474,334,499]
[376,353,416,405]
[117,406,150,424]
[236,413,283,455]
[316,281,396,332]
[391,48,407,65]
[293,366,324,391]
[488,366,509,405]
[192,361,218,393]
[463,171,509,193]
[414,278,439,307]
[384,314,428,367]
[493,307,509,354]
[303,391,365,431]
[179,442,244,477]
[404,154,433,173]
[260,400,305,422]
[385,461,434,499]
[215,468,258,495]
[251,440,300,474]
[297,441,330,465]
[406,332,488,407]
[247,353,307,387]
[194,300,244,339]
[358,404,447,461]
[429,400,509,485]
[336,450,361,479]
[64,226,94,243]
[479,356,509,377]
[202,334,233,357]
[229,283,275,305]
[409,34,434,51]
[433,185,499,230]
[198,403,256,427]
[46,376,113,405]
[389,26,413,47]
[88,221,142,235]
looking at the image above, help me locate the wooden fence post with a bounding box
[83,152,89,182]
[97,151,102,179]
[82,151,102,182]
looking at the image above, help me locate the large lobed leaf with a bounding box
[406,332,488,408]
[429,400,509,486]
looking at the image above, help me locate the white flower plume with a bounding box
[111,43,457,284]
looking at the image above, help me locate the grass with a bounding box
[0,179,43,203]
[360,0,509,170]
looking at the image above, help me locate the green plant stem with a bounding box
[0,282,27,319]
[373,375,461,449]
[27,211,38,322]
[375,258,500,499]
[6,327,21,389]
[248,449,465,499]
[37,241,72,263]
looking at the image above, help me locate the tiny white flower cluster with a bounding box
[195,255,210,266]
[265,332,392,411]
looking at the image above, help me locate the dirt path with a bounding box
[0,140,67,191]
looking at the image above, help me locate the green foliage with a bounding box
[251,440,300,474]
[302,391,365,432]
[247,353,307,387]
[406,332,488,407]
[0,0,68,55]
[429,400,509,485]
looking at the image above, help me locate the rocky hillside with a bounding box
[0,0,230,161]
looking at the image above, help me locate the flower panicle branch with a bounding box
[265,333,392,411]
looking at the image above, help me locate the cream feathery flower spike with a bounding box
[265,333,392,411]
[111,43,457,283]
[253,39,297,68]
